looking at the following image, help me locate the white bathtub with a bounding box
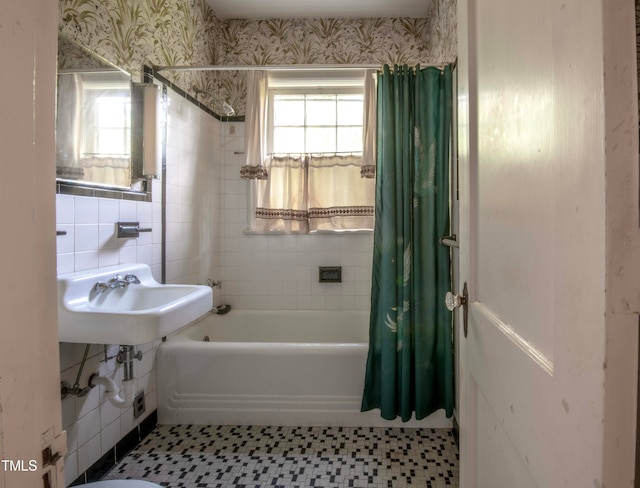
[157,310,451,428]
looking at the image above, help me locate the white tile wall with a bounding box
[56,190,163,483]
[55,188,162,280]
[164,89,221,286]
[56,88,222,485]
[218,121,374,311]
[59,334,161,484]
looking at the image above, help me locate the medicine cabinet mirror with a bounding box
[56,35,148,193]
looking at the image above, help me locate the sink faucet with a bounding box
[92,274,140,295]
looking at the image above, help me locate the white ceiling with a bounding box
[206,0,432,20]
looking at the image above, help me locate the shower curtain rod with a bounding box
[152,64,380,72]
[151,62,453,72]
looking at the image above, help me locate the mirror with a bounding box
[56,35,142,191]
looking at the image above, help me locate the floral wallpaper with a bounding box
[57,36,116,70]
[59,0,456,116]
[59,0,220,109]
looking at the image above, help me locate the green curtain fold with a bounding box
[361,64,454,422]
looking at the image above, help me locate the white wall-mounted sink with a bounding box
[57,264,212,345]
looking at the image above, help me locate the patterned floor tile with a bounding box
[104,425,459,487]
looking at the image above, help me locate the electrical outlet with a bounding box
[133,390,145,419]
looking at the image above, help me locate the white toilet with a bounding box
[79,481,161,488]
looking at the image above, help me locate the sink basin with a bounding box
[58,264,213,345]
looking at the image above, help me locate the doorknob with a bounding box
[445,282,469,338]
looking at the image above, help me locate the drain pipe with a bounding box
[89,345,142,408]
[89,374,136,408]
[118,345,142,381]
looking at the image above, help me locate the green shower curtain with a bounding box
[361,64,454,421]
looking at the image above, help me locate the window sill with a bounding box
[243,229,373,236]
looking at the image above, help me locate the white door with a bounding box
[456,0,639,486]
[0,1,67,487]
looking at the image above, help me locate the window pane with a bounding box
[97,99,127,126]
[337,127,362,152]
[269,89,365,155]
[274,127,305,153]
[98,128,129,155]
[306,95,336,126]
[306,127,336,153]
[337,95,363,126]
[86,94,130,156]
[273,96,305,126]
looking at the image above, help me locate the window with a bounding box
[243,71,375,234]
[268,88,364,154]
[56,70,133,189]
[82,83,131,159]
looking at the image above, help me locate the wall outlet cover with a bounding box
[133,390,145,419]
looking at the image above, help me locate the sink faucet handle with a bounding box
[92,282,109,295]
[123,274,140,285]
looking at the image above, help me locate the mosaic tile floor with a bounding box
[104,425,459,487]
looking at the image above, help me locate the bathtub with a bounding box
[157,310,451,428]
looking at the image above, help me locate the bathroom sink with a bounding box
[57,264,212,345]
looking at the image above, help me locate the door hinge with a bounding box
[41,428,67,488]
[41,446,62,468]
